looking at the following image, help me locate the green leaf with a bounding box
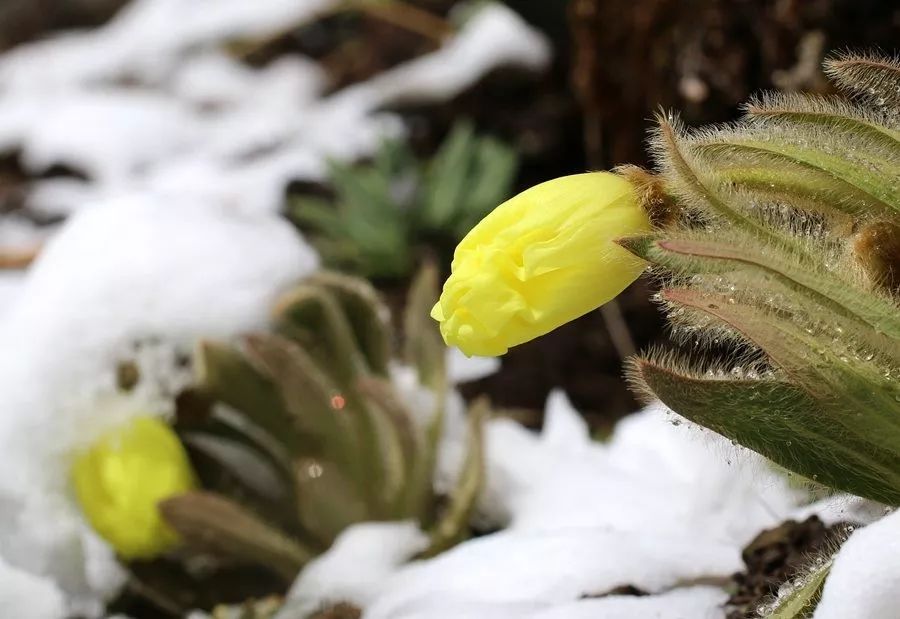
[403,262,446,390]
[692,131,900,215]
[745,93,900,157]
[304,272,393,376]
[273,284,371,386]
[242,334,370,494]
[289,197,345,237]
[373,137,418,189]
[160,491,314,580]
[396,263,452,523]
[327,159,396,223]
[619,232,900,345]
[660,287,900,454]
[422,121,477,230]
[302,156,412,279]
[766,560,830,618]
[195,341,310,456]
[631,359,900,505]
[355,375,423,517]
[422,398,487,557]
[713,164,886,219]
[292,457,369,548]
[455,135,518,236]
[652,113,771,234]
[182,432,291,505]
[824,52,900,109]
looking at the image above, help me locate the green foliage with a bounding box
[762,560,830,619]
[142,269,484,613]
[290,121,518,279]
[624,53,900,508]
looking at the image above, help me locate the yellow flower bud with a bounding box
[72,416,196,560]
[431,172,650,356]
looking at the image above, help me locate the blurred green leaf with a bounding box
[403,261,446,390]
[423,397,487,557]
[160,491,314,580]
[289,121,517,280]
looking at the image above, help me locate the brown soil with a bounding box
[725,516,852,619]
[309,603,363,619]
[0,0,128,51]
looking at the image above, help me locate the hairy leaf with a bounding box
[765,560,830,618]
[631,359,900,504]
[825,52,900,109]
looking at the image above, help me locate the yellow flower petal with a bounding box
[72,416,196,560]
[432,172,650,356]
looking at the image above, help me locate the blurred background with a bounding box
[0,1,896,617]
[0,0,897,432]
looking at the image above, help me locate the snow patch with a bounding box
[0,196,317,614]
[0,2,551,217]
[0,554,68,619]
[814,509,900,619]
[289,395,802,618]
[286,521,429,616]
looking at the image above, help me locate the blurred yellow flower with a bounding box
[72,416,196,560]
[432,172,650,356]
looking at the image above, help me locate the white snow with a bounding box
[0,1,551,614]
[19,90,199,182]
[367,586,729,619]
[0,2,551,219]
[0,0,338,88]
[330,3,551,109]
[363,527,737,619]
[0,491,124,618]
[0,554,68,619]
[0,196,318,616]
[287,521,430,616]
[0,271,25,315]
[286,393,804,619]
[0,215,53,252]
[792,493,888,527]
[287,517,737,619]
[470,395,800,543]
[813,509,900,619]
[446,347,501,384]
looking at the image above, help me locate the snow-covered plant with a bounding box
[146,269,484,609]
[290,121,518,279]
[435,53,900,505]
